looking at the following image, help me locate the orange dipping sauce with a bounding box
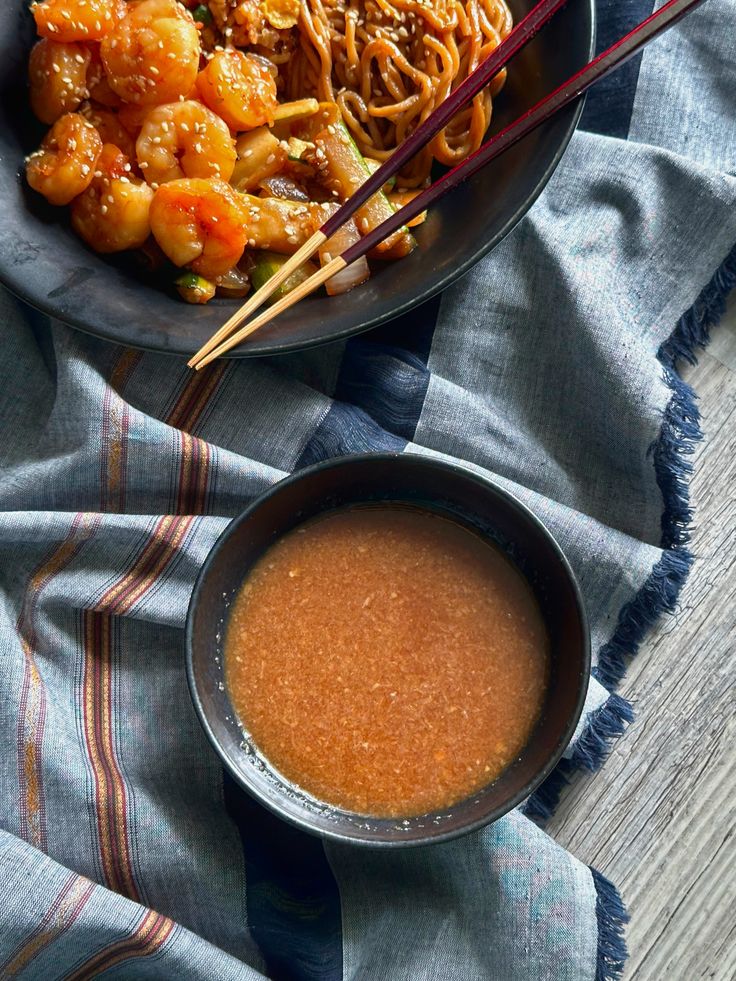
[225,507,549,818]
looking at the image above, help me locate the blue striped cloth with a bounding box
[1,1,734,978]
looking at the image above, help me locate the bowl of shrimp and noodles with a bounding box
[0,0,592,355]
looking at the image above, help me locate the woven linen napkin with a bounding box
[1,1,734,978]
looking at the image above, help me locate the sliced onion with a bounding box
[247,51,278,79]
[259,175,310,202]
[216,265,251,298]
[318,215,370,296]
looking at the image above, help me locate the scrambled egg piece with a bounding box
[262,0,301,30]
[207,0,298,48]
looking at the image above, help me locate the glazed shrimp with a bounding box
[86,45,122,108]
[101,0,201,107]
[31,0,124,44]
[117,102,151,137]
[196,50,278,132]
[29,39,92,125]
[136,101,236,185]
[26,112,103,206]
[71,144,154,252]
[81,104,137,160]
[149,178,248,280]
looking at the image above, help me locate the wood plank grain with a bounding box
[547,298,736,981]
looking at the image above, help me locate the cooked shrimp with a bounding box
[26,112,103,206]
[71,144,154,252]
[196,50,277,132]
[31,0,123,44]
[29,39,92,125]
[86,45,122,108]
[81,104,137,160]
[149,177,248,280]
[136,101,236,185]
[101,0,201,107]
[117,102,150,137]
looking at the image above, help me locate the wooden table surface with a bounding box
[547,296,736,980]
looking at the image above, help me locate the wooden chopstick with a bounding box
[187,0,570,368]
[194,0,707,367]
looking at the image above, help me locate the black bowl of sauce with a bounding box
[186,452,590,846]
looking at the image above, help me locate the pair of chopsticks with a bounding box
[190,0,706,369]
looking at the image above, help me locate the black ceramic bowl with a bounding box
[0,0,594,357]
[186,453,590,846]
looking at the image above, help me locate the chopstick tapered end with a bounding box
[196,255,347,365]
[187,229,329,370]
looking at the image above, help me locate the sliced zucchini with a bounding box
[272,98,320,123]
[231,127,287,192]
[286,136,313,162]
[297,103,415,259]
[251,251,319,303]
[175,272,215,305]
[365,157,396,194]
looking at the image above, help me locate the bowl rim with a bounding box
[0,0,596,359]
[185,451,592,846]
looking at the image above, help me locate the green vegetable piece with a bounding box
[364,157,396,194]
[175,272,215,305]
[251,252,318,304]
[298,104,415,258]
[192,4,213,26]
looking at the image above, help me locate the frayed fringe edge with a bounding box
[659,243,736,370]
[594,548,693,689]
[592,867,630,981]
[524,241,736,819]
[654,242,736,550]
[523,693,633,821]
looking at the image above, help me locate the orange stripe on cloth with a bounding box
[80,514,195,901]
[92,514,196,616]
[177,431,213,515]
[165,364,227,516]
[76,359,220,904]
[63,909,175,981]
[100,350,143,514]
[0,875,94,978]
[81,612,139,900]
[16,514,101,850]
[165,361,228,433]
